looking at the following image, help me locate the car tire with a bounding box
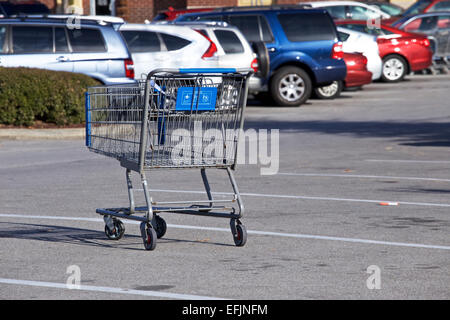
[381,55,407,82]
[313,80,343,99]
[270,66,312,106]
[251,42,270,78]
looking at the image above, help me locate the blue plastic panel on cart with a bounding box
[176,87,217,111]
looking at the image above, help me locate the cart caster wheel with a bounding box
[104,219,125,240]
[154,215,167,239]
[232,222,247,247]
[140,222,157,251]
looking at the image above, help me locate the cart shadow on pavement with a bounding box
[0,221,234,251]
[243,119,450,147]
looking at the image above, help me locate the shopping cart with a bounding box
[85,68,253,250]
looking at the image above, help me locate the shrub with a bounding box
[0,67,100,126]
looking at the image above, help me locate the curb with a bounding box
[0,128,84,140]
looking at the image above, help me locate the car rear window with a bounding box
[121,30,161,53]
[12,26,53,53]
[278,12,336,42]
[338,31,350,41]
[67,28,106,53]
[160,33,191,51]
[214,30,244,54]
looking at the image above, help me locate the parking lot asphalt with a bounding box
[0,74,449,300]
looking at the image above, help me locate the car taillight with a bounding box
[421,38,430,47]
[250,58,259,73]
[195,29,217,59]
[362,56,368,66]
[332,42,343,60]
[124,59,134,79]
[376,37,389,45]
[202,41,217,59]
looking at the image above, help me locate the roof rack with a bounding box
[2,14,123,25]
[212,4,312,12]
[171,20,230,27]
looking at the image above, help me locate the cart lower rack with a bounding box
[85,68,253,250]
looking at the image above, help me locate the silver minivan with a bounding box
[0,17,135,84]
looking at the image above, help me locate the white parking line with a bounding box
[0,278,226,300]
[1,213,449,251]
[149,188,450,208]
[366,159,450,164]
[277,172,450,182]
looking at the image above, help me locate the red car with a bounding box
[344,52,373,87]
[153,7,214,21]
[315,52,372,99]
[336,20,433,82]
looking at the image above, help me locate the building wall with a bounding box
[12,0,55,9]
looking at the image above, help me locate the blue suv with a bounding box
[176,7,347,106]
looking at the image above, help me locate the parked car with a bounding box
[393,11,450,67]
[176,7,347,106]
[119,23,214,79]
[0,17,135,84]
[0,1,49,17]
[392,11,450,32]
[337,26,382,80]
[336,20,433,81]
[302,1,390,20]
[172,21,260,90]
[365,1,405,17]
[315,52,372,99]
[402,0,450,16]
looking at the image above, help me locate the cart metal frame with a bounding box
[85,68,253,250]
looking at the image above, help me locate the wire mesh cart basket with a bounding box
[85,68,253,250]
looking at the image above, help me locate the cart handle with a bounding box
[146,68,253,81]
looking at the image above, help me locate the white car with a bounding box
[337,27,382,80]
[174,21,261,90]
[302,1,390,20]
[119,24,213,79]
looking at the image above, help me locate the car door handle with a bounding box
[268,47,276,52]
[57,56,70,62]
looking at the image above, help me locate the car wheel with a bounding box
[381,55,407,82]
[314,80,343,99]
[270,66,312,106]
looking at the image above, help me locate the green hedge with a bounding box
[0,67,100,126]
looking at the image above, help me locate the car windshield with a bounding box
[403,0,432,16]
